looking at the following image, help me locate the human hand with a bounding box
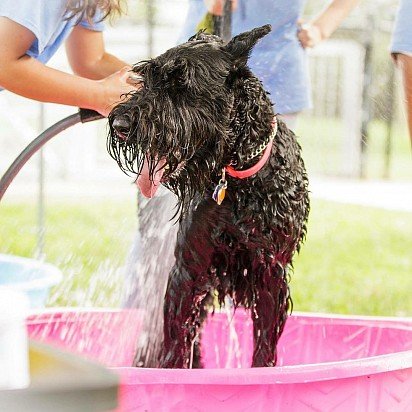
[94,66,142,117]
[205,0,238,16]
[297,20,323,49]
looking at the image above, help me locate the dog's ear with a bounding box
[160,57,193,89]
[224,25,271,67]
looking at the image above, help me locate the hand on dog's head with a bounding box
[107,25,272,214]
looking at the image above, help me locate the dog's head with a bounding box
[108,25,272,213]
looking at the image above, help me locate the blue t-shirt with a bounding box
[0,0,105,65]
[391,0,412,54]
[179,0,311,114]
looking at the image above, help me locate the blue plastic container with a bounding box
[0,254,62,308]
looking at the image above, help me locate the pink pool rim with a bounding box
[27,309,412,411]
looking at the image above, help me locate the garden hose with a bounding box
[196,0,232,42]
[0,109,103,202]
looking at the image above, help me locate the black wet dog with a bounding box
[108,25,309,368]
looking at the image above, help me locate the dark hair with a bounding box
[65,0,125,23]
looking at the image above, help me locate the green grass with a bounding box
[1,199,411,316]
[0,200,137,307]
[291,200,412,316]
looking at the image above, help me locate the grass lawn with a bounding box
[0,200,137,307]
[0,198,411,316]
[291,200,412,316]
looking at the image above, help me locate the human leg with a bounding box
[397,53,412,146]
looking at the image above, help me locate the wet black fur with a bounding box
[108,25,310,368]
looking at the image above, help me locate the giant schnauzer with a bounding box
[108,25,310,368]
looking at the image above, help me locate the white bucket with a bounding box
[0,287,30,389]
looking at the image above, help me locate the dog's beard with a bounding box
[162,146,223,218]
[164,169,205,218]
[108,119,227,217]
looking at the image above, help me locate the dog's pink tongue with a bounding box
[137,157,166,198]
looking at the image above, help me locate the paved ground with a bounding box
[309,177,412,213]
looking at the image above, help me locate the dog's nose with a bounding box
[112,116,130,140]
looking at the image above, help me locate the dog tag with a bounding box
[212,180,227,205]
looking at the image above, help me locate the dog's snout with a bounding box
[112,116,130,140]
[113,116,129,131]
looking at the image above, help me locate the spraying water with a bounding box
[224,298,243,368]
[123,188,178,367]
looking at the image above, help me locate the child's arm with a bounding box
[298,0,360,48]
[204,0,238,16]
[0,17,134,116]
[65,25,128,79]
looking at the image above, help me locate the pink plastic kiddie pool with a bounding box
[27,309,412,411]
[2,108,410,410]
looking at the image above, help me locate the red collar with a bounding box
[224,119,277,179]
[225,140,273,179]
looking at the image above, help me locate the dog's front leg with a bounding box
[160,266,209,369]
[251,263,290,367]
